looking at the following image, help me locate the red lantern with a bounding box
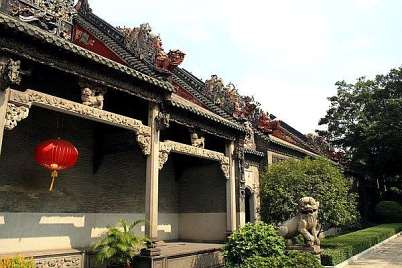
[35,139,79,191]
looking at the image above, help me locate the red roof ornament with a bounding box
[35,139,79,192]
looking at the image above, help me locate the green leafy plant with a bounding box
[260,157,359,230]
[375,201,402,223]
[321,223,402,265]
[0,256,35,268]
[92,219,148,267]
[223,222,286,267]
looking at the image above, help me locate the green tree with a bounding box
[260,158,359,230]
[318,67,402,190]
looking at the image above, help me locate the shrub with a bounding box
[223,222,285,267]
[92,219,148,267]
[287,251,322,268]
[0,256,35,268]
[241,252,322,268]
[260,157,359,230]
[375,201,402,223]
[321,223,402,265]
[241,256,289,268]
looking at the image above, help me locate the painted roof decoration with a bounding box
[7,0,76,40]
[117,23,185,73]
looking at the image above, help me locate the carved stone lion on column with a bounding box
[191,132,205,148]
[279,197,320,247]
[81,87,104,110]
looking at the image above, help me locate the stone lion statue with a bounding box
[279,197,320,247]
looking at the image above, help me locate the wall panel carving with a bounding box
[6,89,151,155]
[159,140,230,179]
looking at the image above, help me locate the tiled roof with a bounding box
[74,15,156,76]
[244,148,265,157]
[0,12,173,92]
[170,94,244,132]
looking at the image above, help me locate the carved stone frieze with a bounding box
[7,89,151,155]
[5,103,29,130]
[0,59,22,91]
[159,140,230,179]
[34,254,82,268]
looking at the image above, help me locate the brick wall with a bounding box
[0,106,171,213]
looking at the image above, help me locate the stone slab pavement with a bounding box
[344,235,402,268]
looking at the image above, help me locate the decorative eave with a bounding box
[244,148,265,158]
[0,12,173,93]
[169,94,245,132]
[256,130,318,158]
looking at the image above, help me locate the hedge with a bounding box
[375,201,402,223]
[321,223,402,266]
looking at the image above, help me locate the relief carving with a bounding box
[35,254,82,268]
[7,89,151,155]
[243,121,256,150]
[7,0,76,39]
[5,103,29,130]
[155,111,170,130]
[0,59,22,91]
[159,140,230,179]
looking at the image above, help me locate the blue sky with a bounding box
[90,0,402,133]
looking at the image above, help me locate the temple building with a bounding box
[0,0,319,267]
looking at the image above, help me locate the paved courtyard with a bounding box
[345,234,402,268]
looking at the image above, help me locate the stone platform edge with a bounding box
[323,231,402,268]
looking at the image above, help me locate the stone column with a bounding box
[226,141,237,233]
[145,103,160,241]
[0,89,9,156]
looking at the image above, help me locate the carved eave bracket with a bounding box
[159,140,230,179]
[6,89,151,155]
[0,59,22,91]
[5,103,29,130]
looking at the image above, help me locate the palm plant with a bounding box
[93,219,148,268]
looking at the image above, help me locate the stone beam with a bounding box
[159,140,230,179]
[6,89,151,155]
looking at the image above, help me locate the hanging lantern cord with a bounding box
[49,170,58,192]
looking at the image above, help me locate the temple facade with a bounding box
[0,0,318,267]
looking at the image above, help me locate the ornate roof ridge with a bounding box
[74,15,156,76]
[0,12,173,92]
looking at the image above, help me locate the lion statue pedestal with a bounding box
[279,197,321,255]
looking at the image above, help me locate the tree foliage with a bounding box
[318,68,402,182]
[260,158,359,229]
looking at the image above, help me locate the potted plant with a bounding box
[93,219,148,268]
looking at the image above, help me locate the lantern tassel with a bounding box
[49,170,58,192]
